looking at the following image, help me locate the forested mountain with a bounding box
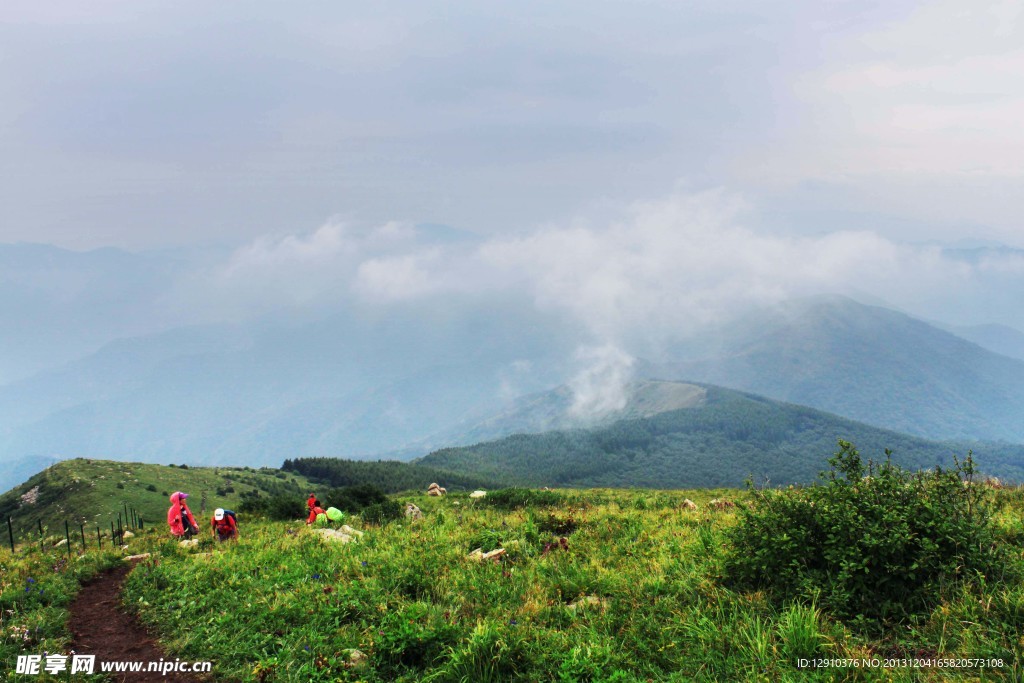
[647,296,1024,443]
[418,382,1024,488]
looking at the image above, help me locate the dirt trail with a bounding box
[69,563,206,682]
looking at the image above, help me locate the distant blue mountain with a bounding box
[647,296,1024,443]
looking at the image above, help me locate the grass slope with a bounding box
[418,385,1024,487]
[4,486,1021,681]
[0,459,319,541]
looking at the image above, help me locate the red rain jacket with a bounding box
[211,514,238,539]
[307,506,326,525]
[167,492,198,537]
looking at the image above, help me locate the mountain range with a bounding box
[418,379,1024,488]
[3,263,1024,494]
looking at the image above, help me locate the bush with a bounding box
[238,492,305,521]
[725,441,1004,621]
[328,484,389,513]
[360,500,404,526]
[145,484,157,492]
[479,488,562,510]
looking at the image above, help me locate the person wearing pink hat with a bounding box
[167,491,199,539]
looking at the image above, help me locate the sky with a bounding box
[2,0,1024,384]
[2,0,1021,251]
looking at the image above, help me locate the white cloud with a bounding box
[568,345,635,418]
[185,185,1024,349]
[740,0,1024,244]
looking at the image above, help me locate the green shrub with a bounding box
[725,441,1004,621]
[480,488,562,510]
[360,500,404,526]
[145,484,157,492]
[327,484,389,513]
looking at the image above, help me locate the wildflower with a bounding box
[312,574,321,580]
[27,578,35,584]
[510,619,518,626]
[361,561,367,567]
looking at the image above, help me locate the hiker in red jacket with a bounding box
[307,493,317,511]
[211,508,238,542]
[167,491,199,539]
[307,499,326,525]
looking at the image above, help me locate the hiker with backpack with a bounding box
[211,508,238,542]
[167,491,199,539]
[306,499,327,526]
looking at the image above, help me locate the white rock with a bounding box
[469,490,487,499]
[344,649,367,669]
[314,529,355,543]
[568,595,607,611]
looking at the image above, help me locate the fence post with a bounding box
[123,504,129,530]
[110,521,115,547]
[80,524,86,550]
[64,521,71,559]
[7,516,13,553]
[97,525,102,551]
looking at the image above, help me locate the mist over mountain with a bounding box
[647,296,1024,443]
[0,299,579,492]
[937,323,1024,363]
[0,243,213,384]
[4,227,1024,496]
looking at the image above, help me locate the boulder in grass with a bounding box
[124,553,151,562]
[179,539,200,548]
[340,525,364,538]
[123,530,135,539]
[467,547,506,562]
[568,595,608,612]
[343,649,367,670]
[708,499,736,511]
[405,503,423,520]
[482,548,506,561]
[427,482,447,496]
[469,490,487,499]
[681,499,698,511]
[314,528,355,544]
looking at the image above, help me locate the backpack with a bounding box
[223,509,237,525]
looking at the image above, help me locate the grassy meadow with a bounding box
[3,481,1021,681]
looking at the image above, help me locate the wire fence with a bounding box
[5,505,146,559]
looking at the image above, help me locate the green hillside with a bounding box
[281,457,500,492]
[3,483,1022,681]
[0,459,319,540]
[419,383,1024,487]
